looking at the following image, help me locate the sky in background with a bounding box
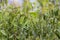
[8,0,38,11]
[8,0,36,5]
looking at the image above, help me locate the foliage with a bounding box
[0,0,60,40]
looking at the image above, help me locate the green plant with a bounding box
[0,0,60,40]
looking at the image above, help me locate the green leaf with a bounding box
[0,30,7,36]
[19,16,25,24]
[30,12,38,18]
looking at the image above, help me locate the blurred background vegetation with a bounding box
[0,0,60,40]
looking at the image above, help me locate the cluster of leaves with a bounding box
[0,0,60,40]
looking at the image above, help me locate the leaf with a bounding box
[30,12,38,18]
[0,30,7,36]
[19,16,25,24]
[9,35,14,38]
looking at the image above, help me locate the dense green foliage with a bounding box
[0,0,60,40]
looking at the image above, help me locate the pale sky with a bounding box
[8,0,38,11]
[8,0,36,5]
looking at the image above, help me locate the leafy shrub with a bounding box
[0,0,60,40]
